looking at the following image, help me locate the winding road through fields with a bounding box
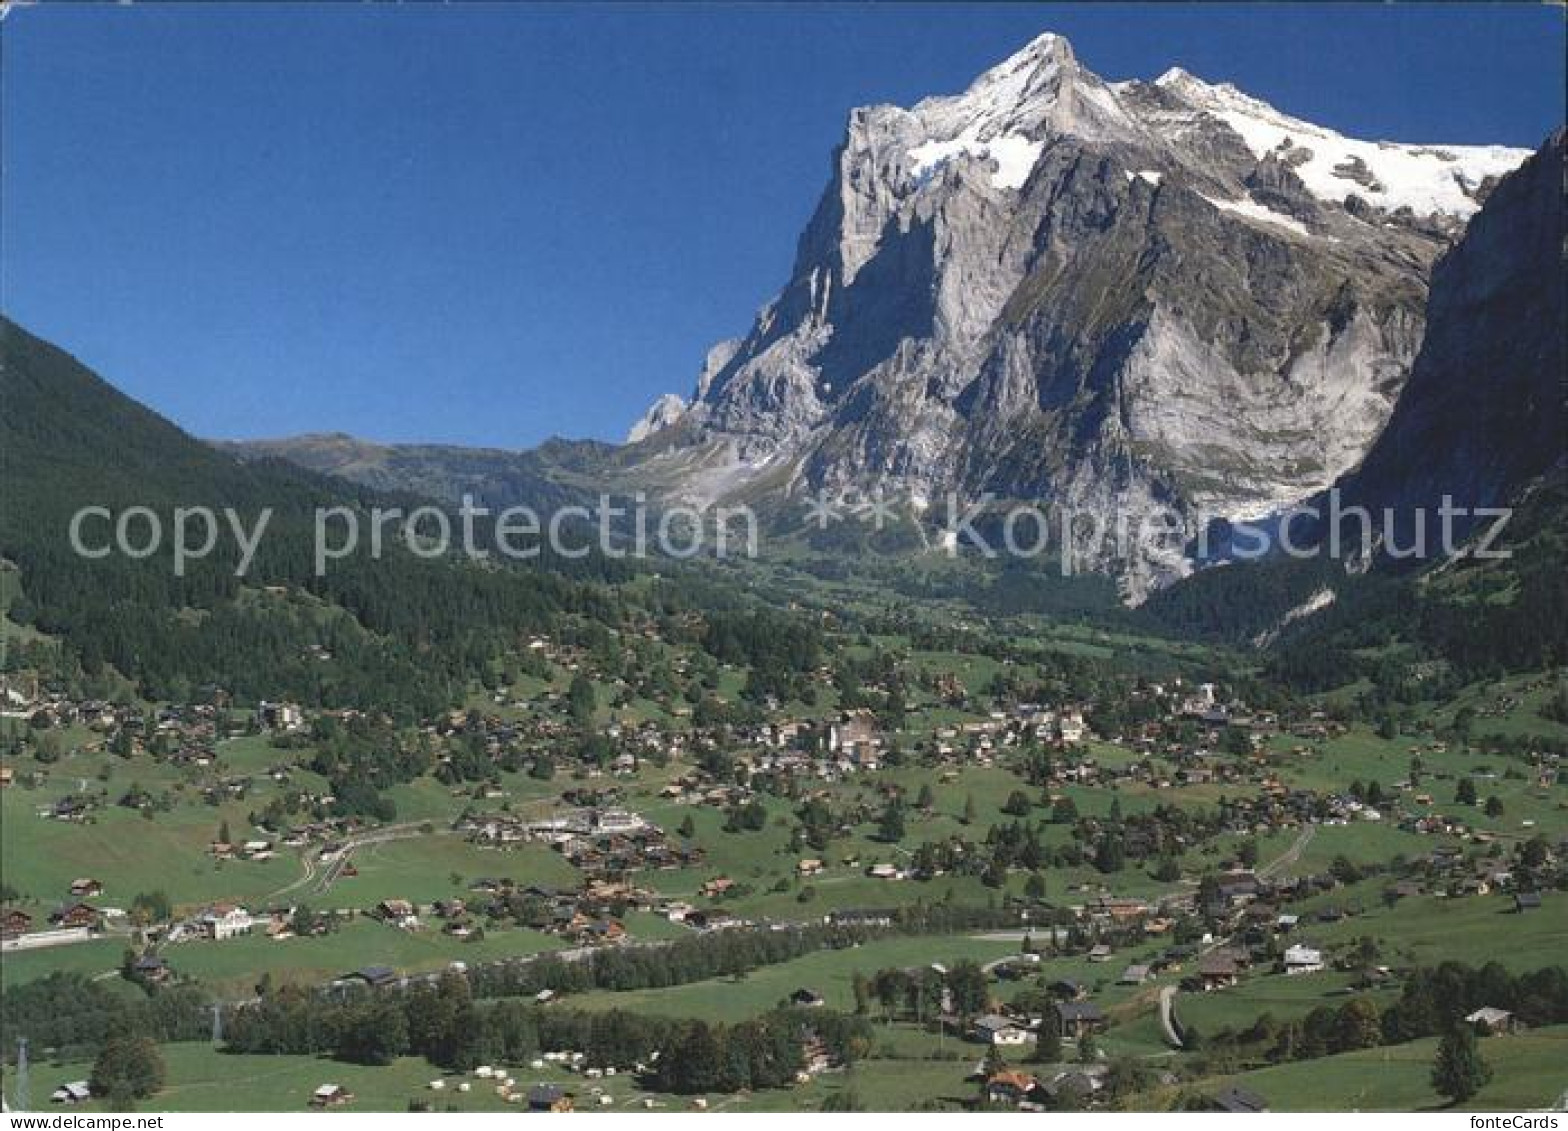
[263,820,436,902]
[1156,823,1318,1049]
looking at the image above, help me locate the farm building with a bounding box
[310,1084,353,1108]
[1282,944,1324,975]
[1053,1001,1106,1040]
[1465,1006,1521,1035]
[51,1081,91,1105]
[972,1013,1031,1046]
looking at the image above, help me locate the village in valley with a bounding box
[3,594,1566,1114]
[3,0,1567,1116]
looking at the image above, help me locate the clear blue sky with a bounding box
[4,3,1563,448]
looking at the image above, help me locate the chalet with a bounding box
[827,908,895,929]
[1056,712,1086,744]
[50,901,100,929]
[310,1084,353,1108]
[198,903,254,940]
[1,908,33,938]
[789,987,826,1008]
[581,918,626,944]
[68,878,103,898]
[1429,844,1464,867]
[699,877,735,898]
[342,965,399,989]
[0,766,13,788]
[1197,955,1240,991]
[1211,1086,1268,1113]
[374,899,419,929]
[1514,892,1543,913]
[527,1084,574,1112]
[51,1081,92,1105]
[258,700,305,732]
[984,1070,1039,1106]
[973,1014,1031,1046]
[867,862,902,880]
[1049,977,1086,1000]
[684,909,735,931]
[1041,1070,1100,1103]
[1118,964,1151,986]
[1466,1007,1520,1035]
[1282,944,1324,975]
[1087,943,1114,963]
[1090,896,1151,925]
[796,858,824,878]
[1053,1001,1106,1040]
[1215,873,1262,906]
[132,955,171,984]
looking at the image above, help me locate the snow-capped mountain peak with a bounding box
[1152,66,1530,218]
[621,32,1545,598]
[901,31,1141,191]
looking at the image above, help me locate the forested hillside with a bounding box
[0,317,638,716]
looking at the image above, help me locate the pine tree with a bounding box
[1432,1025,1491,1104]
[980,1043,1009,1079]
[877,800,906,842]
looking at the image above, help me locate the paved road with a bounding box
[1157,985,1182,1048]
[264,820,437,902]
[1259,824,1316,879]
[1150,823,1317,1052]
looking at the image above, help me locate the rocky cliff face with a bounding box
[628,32,1531,597]
[1333,129,1566,543]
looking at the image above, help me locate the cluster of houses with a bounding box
[369,874,661,946]
[980,1066,1109,1110]
[3,878,115,945]
[457,806,704,879]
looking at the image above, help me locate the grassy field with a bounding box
[161,919,565,995]
[1203,1024,1568,1112]
[321,835,581,908]
[569,932,1020,1021]
[1,1043,657,1113]
[1301,886,1568,973]
[1,937,130,987]
[1,782,302,910]
[1172,969,1388,1037]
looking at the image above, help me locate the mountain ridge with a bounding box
[225,33,1548,602]
[602,31,1532,595]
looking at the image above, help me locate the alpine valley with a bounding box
[2,24,1566,1119]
